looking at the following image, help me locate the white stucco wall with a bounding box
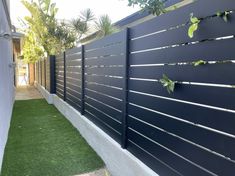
[0,0,14,172]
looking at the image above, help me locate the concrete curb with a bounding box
[35,83,54,104]
[36,84,159,176]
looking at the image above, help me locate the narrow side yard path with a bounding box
[15,86,42,100]
[1,99,104,176]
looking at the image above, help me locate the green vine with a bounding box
[188,11,231,38]
[160,74,175,94]
[188,13,200,38]
[217,11,230,22]
[192,60,207,66]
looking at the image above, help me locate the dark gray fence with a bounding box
[65,47,83,110]
[35,56,55,94]
[35,0,235,175]
[55,53,65,99]
[84,31,127,143]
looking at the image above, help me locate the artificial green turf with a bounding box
[1,99,104,176]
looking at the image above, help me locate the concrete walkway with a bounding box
[15,86,42,100]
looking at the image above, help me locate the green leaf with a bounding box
[223,15,228,22]
[192,60,206,66]
[217,11,230,22]
[188,14,200,38]
[167,82,175,94]
[216,11,222,17]
[188,23,198,38]
[190,16,199,24]
[160,74,175,94]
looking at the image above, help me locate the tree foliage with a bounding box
[22,0,118,63]
[95,15,119,38]
[21,0,76,63]
[127,0,168,15]
[70,8,95,41]
[22,31,44,63]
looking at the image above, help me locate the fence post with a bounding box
[81,45,85,115]
[49,55,56,94]
[121,28,130,149]
[63,52,66,101]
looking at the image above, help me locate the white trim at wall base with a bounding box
[35,83,159,176]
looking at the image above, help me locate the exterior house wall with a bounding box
[0,0,14,172]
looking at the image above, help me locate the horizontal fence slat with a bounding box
[85,43,124,58]
[128,93,235,138]
[130,14,235,52]
[128,116,235,175]
[85,89,122,111]
[66,54,82,61]
[66,60,81,66]
[85,97,122,122]
[55,61,64,66]
[55,74,64,78]
[66,92,81,103]
[66,66,81,73]
[130,0,235,39]
[66,77,81,84]
[85,66,124,77]
[56,91,64,99]
[85,31,125,50]
[66,82,82,91]
[129,80,235,111]
[66,88,81,100]
[56,86,63,92]
[56,76,64,82]
[130,38,235,65]
[55,70,64,74]
[128,129,213,176]
[66,47,82,55]
[129,63,235,85]
[85,55,125,66]
[85,103,122,132]
[85,82,123,100]
[56,60,64,63]
[128,92,235,160]
[85,75,123,88]
[85,109,121,144]
[66,72,82,79]
[56,53,64,59]
[56,79,64,84]
[127,141,181,176]
[66,98,81,110]
[66,93,81,104]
